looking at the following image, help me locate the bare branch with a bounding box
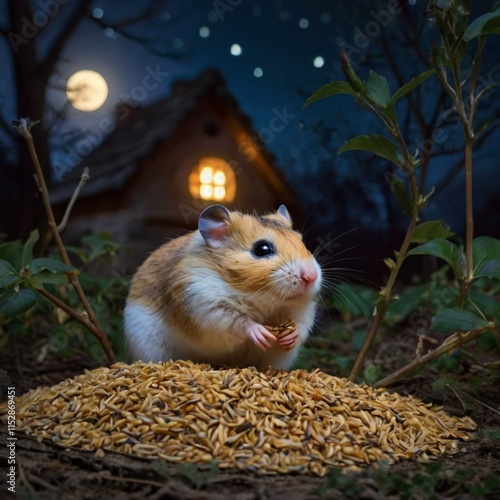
[57,166,90,233]
[87,3,185,58]
[374,326,495,388]
[433,119,500,194]
[40,0,93,85]
[14,118,116,364]
[396,3,431,67]
[380,32,428,133]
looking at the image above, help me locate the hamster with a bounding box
[123,205,322,369]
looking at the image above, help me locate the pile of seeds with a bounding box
[1,361,476,476]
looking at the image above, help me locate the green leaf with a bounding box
[385,286,425,325]
[0,288,37,317]
[483,428,500,440]
[66,245,90,265]
[431,375,458,394]
[467,291,500,321]
[26,258,78,275]
[363,365,384,384]
[304,81,358,108]
[389,174,413,218]
[463,7,500,41]
[29,272,70,289]
[0,240,23,269]
[21,229,40,267]
[408,239,465,279]
[472,236,500,279]
[430,44,447,68]
[366,70,390,107]
[452,37,468,63]
[338,135,402,167]
[390,70,435,104]
[427,0,452,11]
[410,220,454,244]
[82,232,125,262]
[0,260,20,288]
[431,307,488,332]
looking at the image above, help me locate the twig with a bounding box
[349,214,418,382]
[447,384,500,416]
[17,462,39,497]
[13,118,116,364]
[39,166,90,253]
[25,472,62,493]
[446,384,467,413]
[348,79,421,382]
[37,287,95,332]
[374,326,494,388]
[57,166,90,233]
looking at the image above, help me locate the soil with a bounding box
[1,325,499,500]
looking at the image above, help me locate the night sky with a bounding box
[46,0,359,161]
[2,0,499,242]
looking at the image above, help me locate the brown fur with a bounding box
[126,206,320,363]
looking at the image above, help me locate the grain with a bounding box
[265,320,296,340]
[0,360,476,476]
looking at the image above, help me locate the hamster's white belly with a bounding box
[123,301,307,369]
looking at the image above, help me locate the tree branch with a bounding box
[374,326,495,388]
[40,0,93,85]
[58,166,89,233]
[36,287,96,333]
[87,2,185,58]
[14,118,116,364]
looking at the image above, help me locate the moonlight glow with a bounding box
[66,70,108,111]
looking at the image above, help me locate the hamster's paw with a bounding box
[276,329,299,351]
[246,321,276,351]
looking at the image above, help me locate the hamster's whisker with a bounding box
[315,290,330,312]
[320,282,373,317]
[322,271,377,288]
[313,227,359,259]
[319,283,353,309]
[247,282,275,303]
[315,248,360,268]
[297,198,325,236]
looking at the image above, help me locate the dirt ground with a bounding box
[1,326,499,499]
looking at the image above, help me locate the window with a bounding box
[189,157,236,202]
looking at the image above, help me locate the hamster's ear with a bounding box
[199,205,231,248]
[277,205,292,228]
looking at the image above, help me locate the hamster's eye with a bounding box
[252,240,275,258]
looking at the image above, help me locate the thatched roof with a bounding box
[50,69,293,205]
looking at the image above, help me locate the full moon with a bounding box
[66,70,108,111]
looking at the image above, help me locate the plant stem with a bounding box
[39,166,90,254]
[464,132,474,282]
[349,214,418,381]
[374,326,493,388]
[57,166,90,233]
[15,118,116,364]
[36,287,95,332]
[348,99,420,382]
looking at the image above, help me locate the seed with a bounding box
[0,359,476,477]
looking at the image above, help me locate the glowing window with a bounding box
[189,158,236,202]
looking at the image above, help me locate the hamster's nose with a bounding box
[301,265,318,285]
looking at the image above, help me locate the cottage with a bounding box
[51,69,299,269]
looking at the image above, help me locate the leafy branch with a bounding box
[306,53,439,382]
[1,118,116,364]
[305,0,500,385]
